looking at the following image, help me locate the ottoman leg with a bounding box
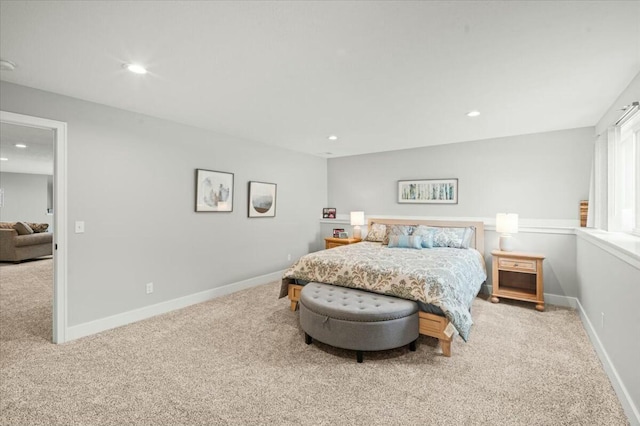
[356,351,363,363]
[304,333,313,345]
[409,339,417,351]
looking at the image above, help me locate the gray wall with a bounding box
[586,72,640,423]
[1,81,327,326]
[576,237,639,420]
[0,171,53,230]
[328,127,593,219]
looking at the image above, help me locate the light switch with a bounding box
[75,221,85,233]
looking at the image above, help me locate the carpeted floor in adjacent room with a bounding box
[0,258,629,425]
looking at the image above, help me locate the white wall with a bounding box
[0,81,327,327]
[0,172,53,230]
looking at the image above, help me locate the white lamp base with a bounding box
[353,226,362,239]
[499,234,515,251]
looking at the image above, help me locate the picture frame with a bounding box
[195,169,234,212]
[323,207,337,219]
[332,228,345,238]
[338,231,349,239]
[398,178,458,204]
[248,181,277,218]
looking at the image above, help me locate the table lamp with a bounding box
[496,213,518,252]
[350,211,365,239]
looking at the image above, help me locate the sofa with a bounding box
[0,222,53,262]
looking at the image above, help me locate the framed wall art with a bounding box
[323,208,336,219]
[397,178,458,204]
[248,181,277,217]
[195,169,234,212]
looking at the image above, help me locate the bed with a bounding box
[280,218,487,356]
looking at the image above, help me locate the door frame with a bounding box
[1,110,68,343]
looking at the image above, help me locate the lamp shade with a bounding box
[350,211,365,226]
[496,213,518,234]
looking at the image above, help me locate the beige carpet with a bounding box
[0,259,629,425]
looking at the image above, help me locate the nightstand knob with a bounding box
[514,263,519,266]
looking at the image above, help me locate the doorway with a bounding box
[0,111,67,343]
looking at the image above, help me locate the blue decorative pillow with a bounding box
[387,235,422,249]
[411,225,435,248]
[382,224,416,245]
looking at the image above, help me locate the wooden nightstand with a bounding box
[324,237,361,249]
[491,250,545,311]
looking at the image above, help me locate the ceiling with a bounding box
[0,123,54,175]
[1,1,639,158]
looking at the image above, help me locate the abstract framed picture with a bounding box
[195,169,234,212]
[248,181,277,218]
[397,178,458,204]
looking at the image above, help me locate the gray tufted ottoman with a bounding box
[299,282,419,363]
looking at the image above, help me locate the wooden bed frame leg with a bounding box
[287,284,303,311]
[440,338,452,357]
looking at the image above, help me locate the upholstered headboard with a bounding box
[366,218,485,257]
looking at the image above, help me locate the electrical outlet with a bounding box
[146,282,153,294]
[601,312,605,328]
[74,221,85,233]
[287,254,292,261]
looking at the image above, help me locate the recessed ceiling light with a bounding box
[0,157,8,161]
[15,143,27,148]
[123,63,147,74]
[466,110,481,117]
[328,135,338,141]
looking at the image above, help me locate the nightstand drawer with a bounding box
[498,258,536,272]
[324,237,361,249]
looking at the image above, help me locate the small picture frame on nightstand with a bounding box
[332,228,345,238]
[338,232,348,239]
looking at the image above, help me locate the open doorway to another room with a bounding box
[0,111,67,344]
[0,123,54,342]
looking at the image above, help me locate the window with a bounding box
[612,102,640,235]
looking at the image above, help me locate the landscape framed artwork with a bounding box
[248,181,277,217]
[397,178,458,204]
[195,169,234,212]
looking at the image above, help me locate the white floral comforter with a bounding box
[280,241,487,341]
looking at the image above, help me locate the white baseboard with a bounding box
[576,299,640,426]
[66,269,285,342]
[543,293,577,309]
